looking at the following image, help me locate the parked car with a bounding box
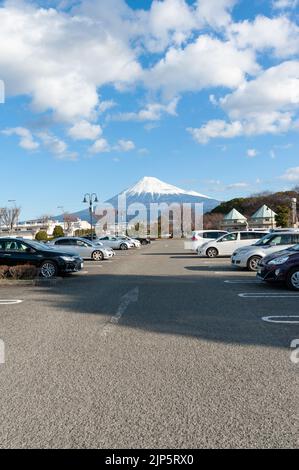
[97,236,131,250]
[135,237,151,245]
[231,231,299,271]
[197,231,267,258]
[0,238,83,278]
[190,230,228,252]
[115,236,140,248]
[257,244,299,290]
[48,237,114,260]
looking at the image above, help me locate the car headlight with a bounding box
[61,256,76,262]
[267,256,289,265]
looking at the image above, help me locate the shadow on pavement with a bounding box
[35,272,299,350]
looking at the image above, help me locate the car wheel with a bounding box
[286,268,299,290]
[206,247,218,258]
[141,240,147,245]
[92,250,104,261]
[120,243,128,250]
[247,255,262,272]
[40,261,58,279]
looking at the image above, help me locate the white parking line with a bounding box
[0,300,23,305]
[239,292,299,298]
[224,280,261,284]
[262,316,299,324]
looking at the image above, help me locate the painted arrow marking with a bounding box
[111,287,139,324]
[102,287,139,337]
[262,316,299,324]
[0,300,23,305]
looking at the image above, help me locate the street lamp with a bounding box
[83,193,99,239]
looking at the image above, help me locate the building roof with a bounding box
[224,208,247,221]
[251,205,277,219]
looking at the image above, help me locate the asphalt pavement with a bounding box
[0,240,298,448]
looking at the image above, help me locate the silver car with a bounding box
[49,237,114,260]
[97,236,131,250]
[231,231,299,271]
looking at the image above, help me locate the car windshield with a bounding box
[254,234,277,246]
[287,244,299,251]
[25,240,53,250]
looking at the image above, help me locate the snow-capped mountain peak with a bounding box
[123,176,211,199]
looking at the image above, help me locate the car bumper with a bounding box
[256,264,287,282]
[231,255,247,268]
[103,251,115,259]
[61,259,83,273]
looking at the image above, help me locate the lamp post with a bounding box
[83,193,98,239]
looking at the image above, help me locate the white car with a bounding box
[115,236,140,248]
[49,237,115,260]
[187,230,228,252]
[231,231,299,271]
[197,231,267,258]
[98,236,132,250]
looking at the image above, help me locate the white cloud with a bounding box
[142,0,196,52]
[98,100,116,114]
[116,140,135,152]
[2,127,39,150]
[189,61,299,142]
[226,182,249,189]
[272,0,299,9]
[89,138,110,154]
[0,1,141,123]
[188,120,242,144]
[280,166,299,181]
[113,98,179,122]
[228,16,299,58]
[38,132,77,160]
[144,35,259,97]
[68,120,102,141]
[247,148,258,158]
[195,0,237,29]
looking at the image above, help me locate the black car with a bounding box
[0,238,83,278]
[257,244,299,290]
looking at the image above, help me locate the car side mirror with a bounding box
[26,247,35,254]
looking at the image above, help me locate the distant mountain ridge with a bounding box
[54,177,221,223]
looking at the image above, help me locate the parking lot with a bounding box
[0,239,298,448]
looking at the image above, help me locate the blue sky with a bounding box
[0,0,299,219]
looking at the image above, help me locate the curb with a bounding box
[0,277,63,287]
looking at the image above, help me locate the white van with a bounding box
[188,230,228,252]
[197,231,267,257]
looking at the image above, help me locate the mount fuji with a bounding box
[57,177,220,222]
[106,177,219,211]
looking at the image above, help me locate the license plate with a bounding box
[81,263,84,269]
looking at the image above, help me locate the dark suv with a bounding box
[0,238,83,278]
[257,244,299,290]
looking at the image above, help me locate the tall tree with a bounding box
[275,206,290,228]
[0,207,21,231]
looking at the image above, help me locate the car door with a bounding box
[73,239,93,258]
[217,232,239,255]
[1,240,40,266]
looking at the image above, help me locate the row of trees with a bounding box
[35,225,64,241]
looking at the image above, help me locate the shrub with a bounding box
[8,265,38,280]
[53,225,64,238]
[0,266,10,279]
[35,230,48,241]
